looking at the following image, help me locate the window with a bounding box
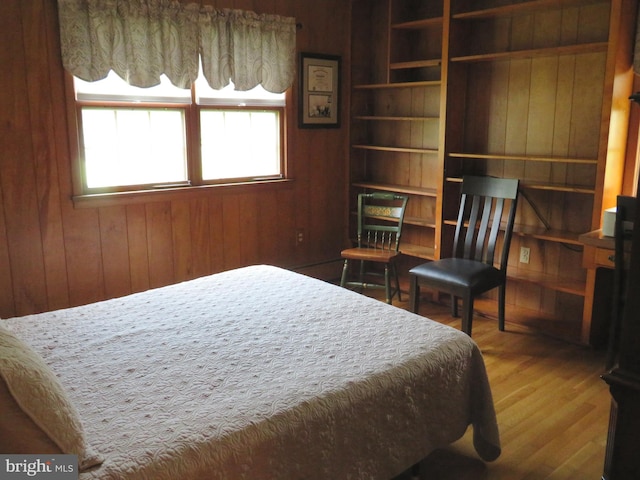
[73,71,286,194]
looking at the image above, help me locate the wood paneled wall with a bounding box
[0,0,351,318]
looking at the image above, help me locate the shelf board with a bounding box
[522,182,595,194]
[450,42,607,63]
[400,243,435,260]
[507,269,585,296]
[452,0,607,20]
[513,225,583,246]
[390,59,442,70]
[354,115,439,122]
[352,182,437,197]
[348,212,435,229]
[443,218,584,246]
[353,80,441,90]
[445,176,595,195]
[404,215,436,229]
[353,144,439,154]
[392,16,443,30]
[448,152,597,165]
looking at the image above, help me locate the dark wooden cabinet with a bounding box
[602,192,640,479]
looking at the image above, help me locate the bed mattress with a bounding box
[2,265,500,479]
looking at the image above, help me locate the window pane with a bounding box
[200,110,280,181]
[81,108,187,188]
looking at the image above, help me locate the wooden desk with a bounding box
[579,229,614,346]
[580,229,615,268]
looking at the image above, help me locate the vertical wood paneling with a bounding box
[99,206,132,299]
[308,132,332,261]
[552,56,575,159]
[22,0,70,312]
[505,60,532,156]
[276,188,296,263]
[222,195,243,270]
[171,199,193,280]
[238,193,259,266]
[0,0,49,315]
[207,195,225,273]
[0,4,21,316]
[146,202,175,288]
[0,184,15,315]
[232,0,257,11]
[64,210,105,307]
[44,0,78,311]
[526,58,558,158]
[256,190,280,264]
[325,132,349,258]
[523,58,556,190]
[189,197,212,279]
[291,119,311,265]
[490,63,512,180]
[126,204,151,293]
[571,53,606,158]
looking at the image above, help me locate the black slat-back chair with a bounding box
[409,176,519,336]
[340,192,409,304]
[605,195,636,370]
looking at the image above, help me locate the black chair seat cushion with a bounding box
[410,258,504,295]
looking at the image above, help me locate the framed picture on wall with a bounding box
[299,52,341,128]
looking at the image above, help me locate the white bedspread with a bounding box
[3,265,499,479]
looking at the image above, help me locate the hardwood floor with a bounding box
[385,294,611,480]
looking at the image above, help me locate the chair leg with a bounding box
[451,294,459,317]
[340,259,349,288]
[461,295,474,336]
[498,284,506,331]
[384,265,392,304]
[393,263,402,302]
[409,275,420,313]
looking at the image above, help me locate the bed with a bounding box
[0,265,500,479]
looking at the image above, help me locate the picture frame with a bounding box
[299,53,341,128]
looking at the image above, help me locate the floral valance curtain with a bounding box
[57,0,297,93]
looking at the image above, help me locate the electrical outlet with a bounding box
[296,228,304,245]
[519,246,530,264]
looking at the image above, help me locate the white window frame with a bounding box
[70,71,287,197]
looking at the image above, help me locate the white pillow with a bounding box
[0,325,103,471]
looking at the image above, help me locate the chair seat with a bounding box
[410,258,504,295]
[340,247,400,263]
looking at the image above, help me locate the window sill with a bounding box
[72,178,294,209]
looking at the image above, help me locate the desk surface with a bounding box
[579,229,614,250]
